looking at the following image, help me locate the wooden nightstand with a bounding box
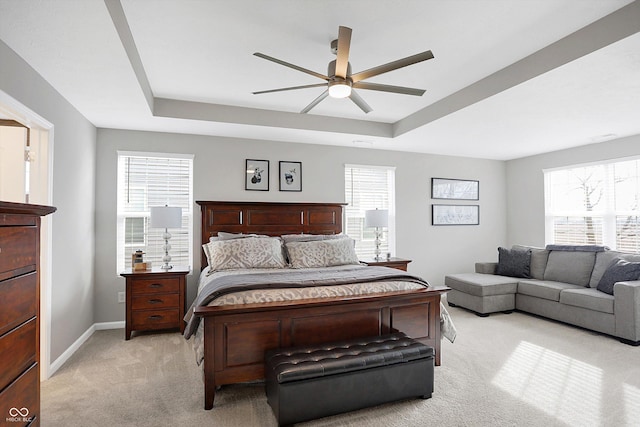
[360,257,412,271]
[120,266,189,340]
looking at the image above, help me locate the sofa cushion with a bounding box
[517,280,583,302]
[513,245,549,280]
[559,288,614,314]
[444,273,518,297]
[543,251,596,287]
[495,247,531,278]
[590,251,640,288]
[596,258,640,295]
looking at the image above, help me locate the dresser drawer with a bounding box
[132,294,180,310]
[0,362,38,426]
[131,277,180,295]
[0,227,37,277]
[131,309,180,329]
[0,317,36,389]
[0,272,37,336]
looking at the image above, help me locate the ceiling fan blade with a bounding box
[253,83,327,95]
[348,90,372,114]
[254,52,328,81]
[300,90,329,114]
[352,81,425,96]
[350,50,434,83]
[335,26,352,79]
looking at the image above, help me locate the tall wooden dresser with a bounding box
[0,201,56,426]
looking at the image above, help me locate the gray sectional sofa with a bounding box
[445,245,640,345]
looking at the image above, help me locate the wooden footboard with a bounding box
[194,286,448,410]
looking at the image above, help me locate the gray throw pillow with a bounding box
[596,258,640,295]
[496,247,531,278]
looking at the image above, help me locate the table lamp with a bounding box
[365,208,388,261]
[150,205,182,270]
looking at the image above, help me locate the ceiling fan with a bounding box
[252,26,434,114]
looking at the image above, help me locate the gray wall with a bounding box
[95,129,507,322]
[506,134,640,247]
[0,40,97,362]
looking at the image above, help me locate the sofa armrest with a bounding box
[614,280,640,342]
[475,262,497,274]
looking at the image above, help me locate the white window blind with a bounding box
[544,157,640,253]
[344,164,396,259]
[116,152,194,272]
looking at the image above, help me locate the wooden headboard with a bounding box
[197,201,346,269]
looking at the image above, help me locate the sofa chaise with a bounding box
[445,245,640,345]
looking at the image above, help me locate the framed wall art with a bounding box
[432,204,479,226]
[431,178,479,200]
[279,161,302,192]
[245,159,269,191]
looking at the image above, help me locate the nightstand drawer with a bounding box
[132,294,180,310]
[131,277,180,295]
[131,309,180,329]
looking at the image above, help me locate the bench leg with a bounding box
[475,312,490,317]
[620,338,640,346]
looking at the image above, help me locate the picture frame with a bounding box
[279,161,302,192]
[431,178,479,200]
[245,159,269,191]
[432,204,479,226]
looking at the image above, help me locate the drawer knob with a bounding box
[148,315,163,320]
[148,299,163,304]
[149,283,163,288]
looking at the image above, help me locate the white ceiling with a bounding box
[0,0,638,160]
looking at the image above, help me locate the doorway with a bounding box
[0,90,54,380]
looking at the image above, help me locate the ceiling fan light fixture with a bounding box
[328,80,352,98]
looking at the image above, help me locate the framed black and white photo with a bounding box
[432,204,479,225]
[245,159,269,191]
[279,161,302,192]
[431,178,479,200]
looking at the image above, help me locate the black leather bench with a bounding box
[265,333,434,426]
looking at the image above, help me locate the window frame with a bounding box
[544,155,640,253]
[344,164,396,259]
[116,151,194,273]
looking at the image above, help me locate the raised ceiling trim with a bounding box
[393,0,640,137]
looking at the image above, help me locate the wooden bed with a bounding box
[193,201,449,410]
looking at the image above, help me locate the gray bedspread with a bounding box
[183,266,429,339]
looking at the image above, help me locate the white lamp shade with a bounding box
[150,206,182,229]
[364,209,389,228]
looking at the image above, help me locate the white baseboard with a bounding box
[48,321,125,377]
[95,321,125,330]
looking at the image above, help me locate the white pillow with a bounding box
[203,236,287,272]
[285,238,359,268]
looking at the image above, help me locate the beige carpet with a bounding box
[42,305,640,426]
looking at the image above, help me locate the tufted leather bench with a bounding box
[265,333,434,426]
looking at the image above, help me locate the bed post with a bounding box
[203,319,216,409]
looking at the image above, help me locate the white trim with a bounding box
[95,321,125,330]
[0,90,55,381]
[47,322,125,377]
[48,324,95,377]
[117,150,194,160]
[542,154,640,173]
[345,163,396,171]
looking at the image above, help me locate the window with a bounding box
[544,157,640,253]
[344,164,396,258]
[116,152,194,272]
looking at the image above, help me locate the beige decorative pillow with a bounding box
[203,236,287,272]
[285,238,359,268]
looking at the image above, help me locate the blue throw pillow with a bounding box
[496,247,531,278]
[596,258,640,295]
